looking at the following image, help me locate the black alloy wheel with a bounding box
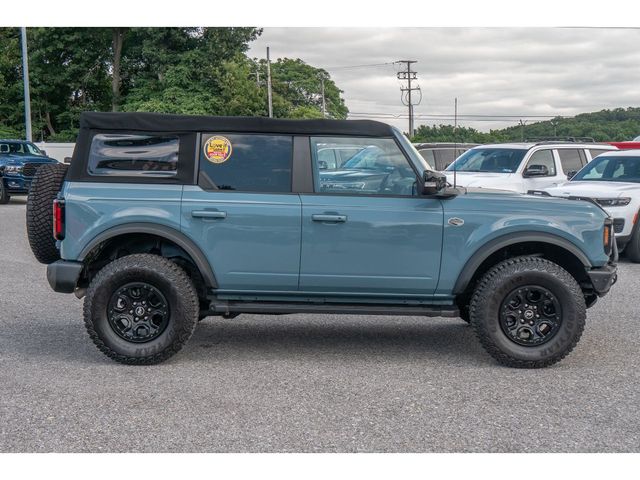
[499,285,562,346]
[108,282,170,343]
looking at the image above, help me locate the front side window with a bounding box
[525,150,556,177]
[572,156,640,183]
[199,134,292,192]
[88,134,179,177]
[446,148,527,173]
[311,137,417,196]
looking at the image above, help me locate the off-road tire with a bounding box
[83,254,199,365]
[0,177,9,204]
[625,218,640,263]
[458,304,471,323]
[469,256,586,368]
[26,163,68,264]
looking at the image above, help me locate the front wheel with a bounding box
[83,254,199,364]
[625,220,640,263]
[469,256,586,368]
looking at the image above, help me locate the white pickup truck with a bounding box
[445,142,617,193]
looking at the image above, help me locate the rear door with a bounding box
[557,148,586,177]
[299,136,443,296]
[181,133,301,292]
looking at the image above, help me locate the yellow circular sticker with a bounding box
[204,136,233,164]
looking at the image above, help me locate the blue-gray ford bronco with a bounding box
[25,112,618,367]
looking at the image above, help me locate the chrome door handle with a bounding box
[312,214,347,223]
[191,210,227,219]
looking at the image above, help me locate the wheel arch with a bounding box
[78,223,217,289]
[453,232,592,297]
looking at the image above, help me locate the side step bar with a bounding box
[207,301,460,318]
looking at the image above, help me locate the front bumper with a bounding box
[2,175,32,193]
[587,264,618,296]
[47,260,83,293]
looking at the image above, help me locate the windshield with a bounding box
[572,155,640,183]
[445,148,527,173]
[0,141,44,156]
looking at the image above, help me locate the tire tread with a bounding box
[83,254,199,365]
[469,256,586,368]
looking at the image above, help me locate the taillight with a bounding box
[603,218,613,255]
[53,198,65,241]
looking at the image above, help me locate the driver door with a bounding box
[299,136,443,296]
[522,149,559,191]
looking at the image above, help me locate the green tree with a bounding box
[0,27,348,141]
[268,58,348,119]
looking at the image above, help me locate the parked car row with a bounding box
[410,139,640,260]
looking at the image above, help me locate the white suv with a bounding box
[445,142,617,193]
[543,149,640,261]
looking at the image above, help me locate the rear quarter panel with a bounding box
[59,182,183,260]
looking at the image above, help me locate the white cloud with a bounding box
[248,27,640,132]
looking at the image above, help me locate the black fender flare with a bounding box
[78,222,218,288]
[452,232,592,295]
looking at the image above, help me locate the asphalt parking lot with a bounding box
[1,197,639,452]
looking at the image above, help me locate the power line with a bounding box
[323,62,397,71]
[347,112,568,119]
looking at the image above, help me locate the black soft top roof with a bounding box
[79,112,395,137]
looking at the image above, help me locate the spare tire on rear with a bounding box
[26,163,68,264]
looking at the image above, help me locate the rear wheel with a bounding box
[83,254,199,365]
[26,163,68,263]
[469,256,586,368]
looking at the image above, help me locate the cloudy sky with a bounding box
[248,28,640,132]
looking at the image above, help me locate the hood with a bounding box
[0,153,57,166]
[445,171,519,190]
[544,181,640,198]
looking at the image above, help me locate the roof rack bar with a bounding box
[525,136,596,144]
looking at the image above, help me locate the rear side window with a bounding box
[433,149,457,170]
[557,149,585,173]
[589,149,611,160]
[198,134,293,192]
[88,134,179,177]
[418,149,436,169]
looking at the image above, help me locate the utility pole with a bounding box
[519,119,527,141]
[320,76,326,118]
[397,60,420,137]
[454,97,458,143]
[20,27,32,141]
[266,47,273,118]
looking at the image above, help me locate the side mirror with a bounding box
[40,150,47,156]
[523,164,549,178]
[318,160,328,170]
[63,157,72,164]
[566,170,577,180]
[421,170,447,195]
